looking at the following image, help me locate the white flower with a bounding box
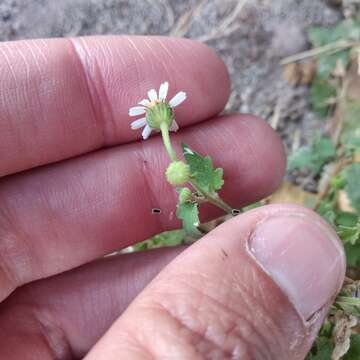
[129,81,187,140]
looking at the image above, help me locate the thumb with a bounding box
[85,204,346,360]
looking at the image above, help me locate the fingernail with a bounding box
[249,213,345,321]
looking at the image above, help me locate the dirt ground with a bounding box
[0,0,342,153]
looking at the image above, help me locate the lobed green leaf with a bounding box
[176,202,201,238]
[317,50,350,78]
[310,76,337,117]
[308,19,360,47]
[288,135,337,175]
[182,143,224,193]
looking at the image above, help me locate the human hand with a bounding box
[0,36,345,359]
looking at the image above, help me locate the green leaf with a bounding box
[345,135,360,154]
[310,76,337,117]
[306,337,334,360]
[344,243,360,267]
[308,19,360,47]
[317,50,350,78]
[344,164,360,213]
[333,19,360,42]
[288,135,337,175]
[182,143,224,193]
[176,202,201,237]
[317,201,337,225]
[313,135,337,160]
[159,230,187,246]
[308,26,333,47]
[287,148,313,171]
[132,230,187,251]
[318,319,334,338]
[337,224,360,245]
[336,211,359,227]
[341,101,360,154]
[331,173,347,190]
[336,296,360,317]
[344,334,360,360]
[337,210,360,264]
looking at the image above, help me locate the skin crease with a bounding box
[0,36,345,359]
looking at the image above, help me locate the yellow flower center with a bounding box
[148,100,160,108]
[145,101,174,130]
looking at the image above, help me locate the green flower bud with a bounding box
[146,101,174,130]
[166,161,191,186]
[178,187,192,204]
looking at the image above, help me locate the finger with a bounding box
[0,205,345,359]
[0,115,286,301]
[85,204,345,360]
[0,36,230,177]
[0,247,182,360]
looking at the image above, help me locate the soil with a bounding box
[0,0,342,156]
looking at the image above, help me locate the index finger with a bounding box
[0,36,230,177]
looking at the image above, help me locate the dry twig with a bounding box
[281,40,360,65]
[169,0,207,37]
[314,156,352,210]
[197,0,248,42]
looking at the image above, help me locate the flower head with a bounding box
[129,82,186,140]
[165,161,191,186]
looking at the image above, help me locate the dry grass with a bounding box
[169,0,249,41]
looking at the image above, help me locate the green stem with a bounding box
[160,122,239,216]
[190,180,234,214]
[160,122,177,162]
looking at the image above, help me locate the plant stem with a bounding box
[190,180,234,214]
[313,156,352,211]
[160,122,238,215]
[160,122,177,162]
[281,40,359,65]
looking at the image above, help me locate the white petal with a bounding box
[169,91,186,108]
[129,106,146,116]
[169,120,179,132]
[131,117,147,130]
[159,82,169,101]
[142,125,152,140]
[148,89,158,102]
[138,99,150,107]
